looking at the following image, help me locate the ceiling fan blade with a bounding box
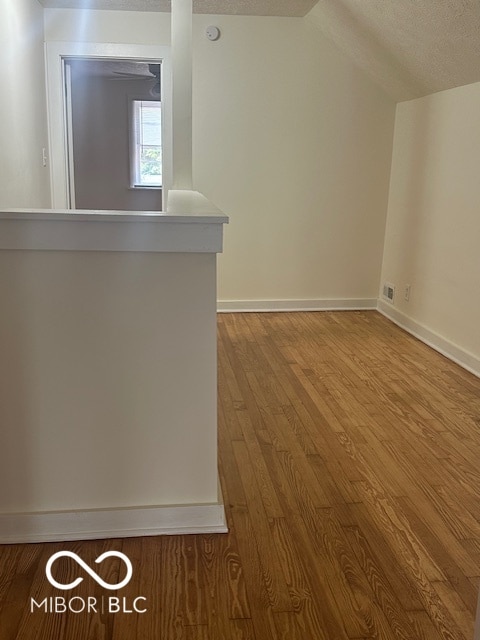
[112,71,154,79]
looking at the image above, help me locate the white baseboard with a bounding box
[217,298,377,312]
[377,299,480,379]
[0,503,228,544]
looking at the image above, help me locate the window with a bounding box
[131,100,162,188]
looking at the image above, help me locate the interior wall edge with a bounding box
[377,299,480,380]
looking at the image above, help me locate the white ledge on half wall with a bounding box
[0,190,228,254]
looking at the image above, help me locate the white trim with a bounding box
[0,192,228,253]
[63,61,76,209]
[0,503,227,544]
[217,298,377,313]
[0,216,225,253]
[377,299,480,379]
[45,42,172,209]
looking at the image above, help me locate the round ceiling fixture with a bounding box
[206,26,221,41]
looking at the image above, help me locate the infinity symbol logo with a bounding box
[46,551,133,591]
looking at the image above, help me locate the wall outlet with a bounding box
[383,282,395,303]
[404,284,411,302]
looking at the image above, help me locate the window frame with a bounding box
[129,97,163,190]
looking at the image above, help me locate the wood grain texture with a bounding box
[1,310,480,639]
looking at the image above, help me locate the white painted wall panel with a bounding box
[381,81,480,362]
[0,250,219,513]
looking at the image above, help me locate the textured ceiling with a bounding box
[307,0,480,101]
[39,0,319,17]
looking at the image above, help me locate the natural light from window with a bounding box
[131,100,162,188]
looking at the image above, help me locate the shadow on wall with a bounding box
[382,100,438,318]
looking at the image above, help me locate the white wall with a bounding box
[381,81,480,365]
[44,8,171,45]
[70,74,163,211]
[0,249,219,514]
[0,0,50,208]
[44,9,396,304]
[194,15,396,304]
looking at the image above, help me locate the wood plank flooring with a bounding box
[1,310,480,639]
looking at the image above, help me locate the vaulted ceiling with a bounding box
[39,0,480,102]
[308,0,480,101]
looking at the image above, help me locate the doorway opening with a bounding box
[46,42,171,210]
[63,58,163,211]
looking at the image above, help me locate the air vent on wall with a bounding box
[383,283,395,303]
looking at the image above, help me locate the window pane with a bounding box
[139,104,161,146]
[140,147,162,185]
[132,100,162,187]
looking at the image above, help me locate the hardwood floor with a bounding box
[1,310,480,639]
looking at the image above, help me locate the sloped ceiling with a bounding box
[39,0,480,101]
[307,0,480,101]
